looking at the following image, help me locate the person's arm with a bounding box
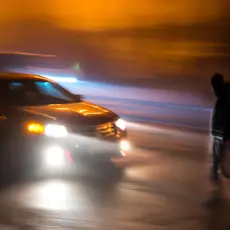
[212,99,225,138]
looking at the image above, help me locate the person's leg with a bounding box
[211,138,220,182]
[205,137,224,205]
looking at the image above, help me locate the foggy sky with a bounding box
[0,0,226,30]
[0,0,229,90]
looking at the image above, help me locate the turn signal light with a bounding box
[26,122,45,134]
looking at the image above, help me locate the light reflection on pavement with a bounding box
[0,123,225,230]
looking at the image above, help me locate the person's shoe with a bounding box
[206,190,221,205]
[204,181,222,206]
[213,180,221,189]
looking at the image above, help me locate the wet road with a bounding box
[64,81,212,130]
[0,122,227,229]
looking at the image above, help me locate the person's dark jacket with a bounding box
[211,96,225,137]
[212,82,230,139]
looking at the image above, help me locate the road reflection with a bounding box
[0,123,227,229]
[30,180,74,210]
[10,177,123,214]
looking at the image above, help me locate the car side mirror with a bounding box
[73,94,84,101]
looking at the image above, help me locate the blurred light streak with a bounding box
[46,76,78,83]
[127,122,166,134]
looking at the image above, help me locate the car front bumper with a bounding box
[21,133,130,173]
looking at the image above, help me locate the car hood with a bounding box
[15,101,118,125]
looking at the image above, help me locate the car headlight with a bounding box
[43,146,65,166]
[115,119,126,131]
[120,140,131,151]
[45,124,68,137]
[26,122,68,138]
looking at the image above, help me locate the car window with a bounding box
[6,80,76,105]
[36,81,71,101]
[9,82,23,90]
[9,81,40,97]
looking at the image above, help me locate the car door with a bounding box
[0,105,22,175]
[0,109,7,141]
[0,107,10,172]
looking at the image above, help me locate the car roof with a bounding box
[0,72,53,82]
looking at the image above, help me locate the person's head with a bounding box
[211,73,224,97]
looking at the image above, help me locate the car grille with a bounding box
[71,122,117,138]
[96,122,116,138]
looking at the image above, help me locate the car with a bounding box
[0,73,130,178]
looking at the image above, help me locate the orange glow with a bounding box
[0,0,224,30]
[26,122,45,134]
[51,0,222,30]
[56,108,69,111]
[84,112,103,116]
[0,0,227,81]
[79,109,87,113]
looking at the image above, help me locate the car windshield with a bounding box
[0,79,77,106]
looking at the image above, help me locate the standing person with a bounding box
[210,73,226,189]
